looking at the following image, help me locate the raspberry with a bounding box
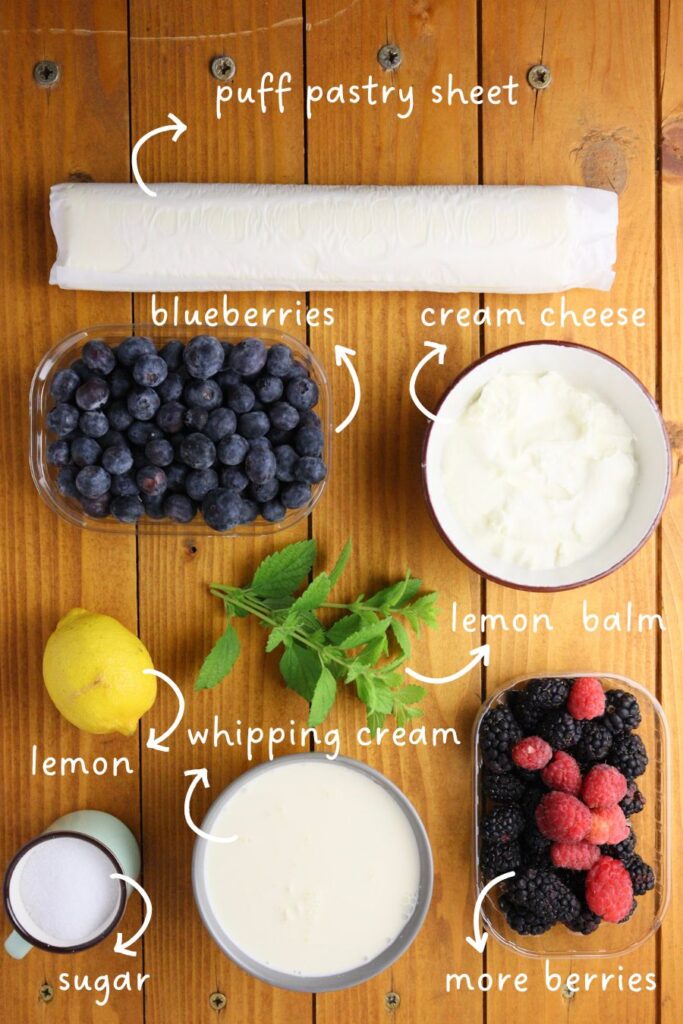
[481,841,522,881]
[539,709,583,750]
[586,856,634,922]
[480,706,522,774]
[573,719,613,764]
[567,676,606,720]
[620,782,646,817]
[586,805,630,845]
[626,854,655,896]
[482,805,525,844]
[582,764,628,808]
[541,751,582,795]
[603,690,641,735]
[526,677,570,708]
[511,736,553,771]
[608,733,648,779]
[482,769,526,803]
[536,792,591,843]
[551,841,601,870]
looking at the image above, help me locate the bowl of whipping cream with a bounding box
[422,341,671,590]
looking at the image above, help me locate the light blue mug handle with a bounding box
[5,930,32,959]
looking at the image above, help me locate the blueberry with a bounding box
[108,401,133,431]
[159,340,184,371]
[70,358,93,381]
[82,340,116,376]
[165,463,188,493]
[269,401,300,431]
[183,335,224,379]
[228,337,268,376]
[57,466,79,498]
[205,407,237,442]
[245,447,276,484]
[261,499,286,523]
[225,384,255,414]
[80,495,110,518]
[109,367,131,400]
[111,495,144,523]
[285,377,319,411]
[253,375,284,404]
[118,335,156,367]
[79,411,110,438]
[71,436,102,467]
[268,427,294,446]
[184,407,208,431]
[180,433,216,470]
[294,425,324,457]
[219,467,248,492]
[47,439,70,467]
[142,495,166,519]
[127,420,160,447]
[145,438,174,467]
[158,372,184,402]
[266,343,294,378]
[76,465,111,498]
[202,488,244,532]
[132,354,168,388]
[250,478,279,502]
[156,401,186,434]
[102,429,125,448]
[300,410,322,430]
[184,379,223,410]
[50,368,80,402]
[110,473,138,497]
[281,483,312,509]
[102,444,134,475]
[217,434,249,466]
[238,411,270,439]
[137,465,167,498]
[285,361,309,381]
[75,377,109,411]
[295,456,327,484]
[128,387,160,421]
[164,493,196,523]
[274,445,298,482]
[186,468,220,501]
[217,369,240,391]
[238,499,258,525]
[249,437,271,452]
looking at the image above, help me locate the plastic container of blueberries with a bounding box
[29,325,331,536]
[473,673,671,959]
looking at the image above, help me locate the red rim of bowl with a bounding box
[421,340,673,592]
[3,830,127,954]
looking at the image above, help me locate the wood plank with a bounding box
[128,3,313,1023]
[0,2,141,1023]
[480,1,659,1022]
[305,2,483,1021]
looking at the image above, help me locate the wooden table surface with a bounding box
[1,1,681,1022]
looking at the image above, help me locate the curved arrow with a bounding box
[409,341,448,422]
[334,346,361,434]
[405,644,490,685]
[465,871,516,953]
[110,874,152,958]
[131,113,187,198]
[145,668,185,753]
[184,768,238,844]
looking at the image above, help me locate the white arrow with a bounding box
[465,871,516,953]
[334,346,361,434]
[110,874,152,958]
[405,644,490,685]
[131,113,187,198]
[184,769,238,844]
[409,341,448,422]
[145,668,185,753]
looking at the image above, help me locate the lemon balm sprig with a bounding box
[196,539,439,730]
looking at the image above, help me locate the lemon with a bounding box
[43,608,157,736]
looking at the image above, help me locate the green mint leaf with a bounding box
[337,618,390,650]
[285,573,331,621]
[250,540,317,599]
[356,675,394,713]
[326,613,362,645]
[195,623,240,691]
[390,619,411,656]
[366,575,423,610]
[308,666,337,727]
[280,644,322,701]
[367,709,386,733]
[393,683,426,704]
[328,539,352,587]
[356,634,389,667]
[265,627,288,653]
[404,592,439,628]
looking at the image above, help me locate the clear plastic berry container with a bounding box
[29,325,331,536]
[473,673,671,958]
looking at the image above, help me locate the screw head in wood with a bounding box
[209,991,227,1011]
[210,56,236,82]
[33,61,60,87]
[385,991,401,1011]
[377,43,402,71]
[527,64,552,90]
[39,983,54,1003]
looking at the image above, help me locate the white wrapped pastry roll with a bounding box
[49,182,617,294]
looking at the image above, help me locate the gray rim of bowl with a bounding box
[421,339,673,592]
[191,753,434,993]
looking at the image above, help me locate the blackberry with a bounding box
[503,868,580,925]
[566,906,602,935]
[481,841,522,881]
[482,805,525,844]
[526,677,570,709]
[539,709,583,750]
[483,770,526,803]
[621,899,638,923]
[602,831,637,861]
[573,719,612,763]
[519,785,544,821]
[499,894,553,936]
[479,706,522,774]
[607,733,648,779]
[520,825,552,868]
[626,855,655,896]
[620,783,646,816]
[603,690,641,735]
[508,691,544,732]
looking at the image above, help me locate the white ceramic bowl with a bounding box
[422,341,671,590]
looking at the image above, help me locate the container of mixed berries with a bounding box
[474,674,670,956]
